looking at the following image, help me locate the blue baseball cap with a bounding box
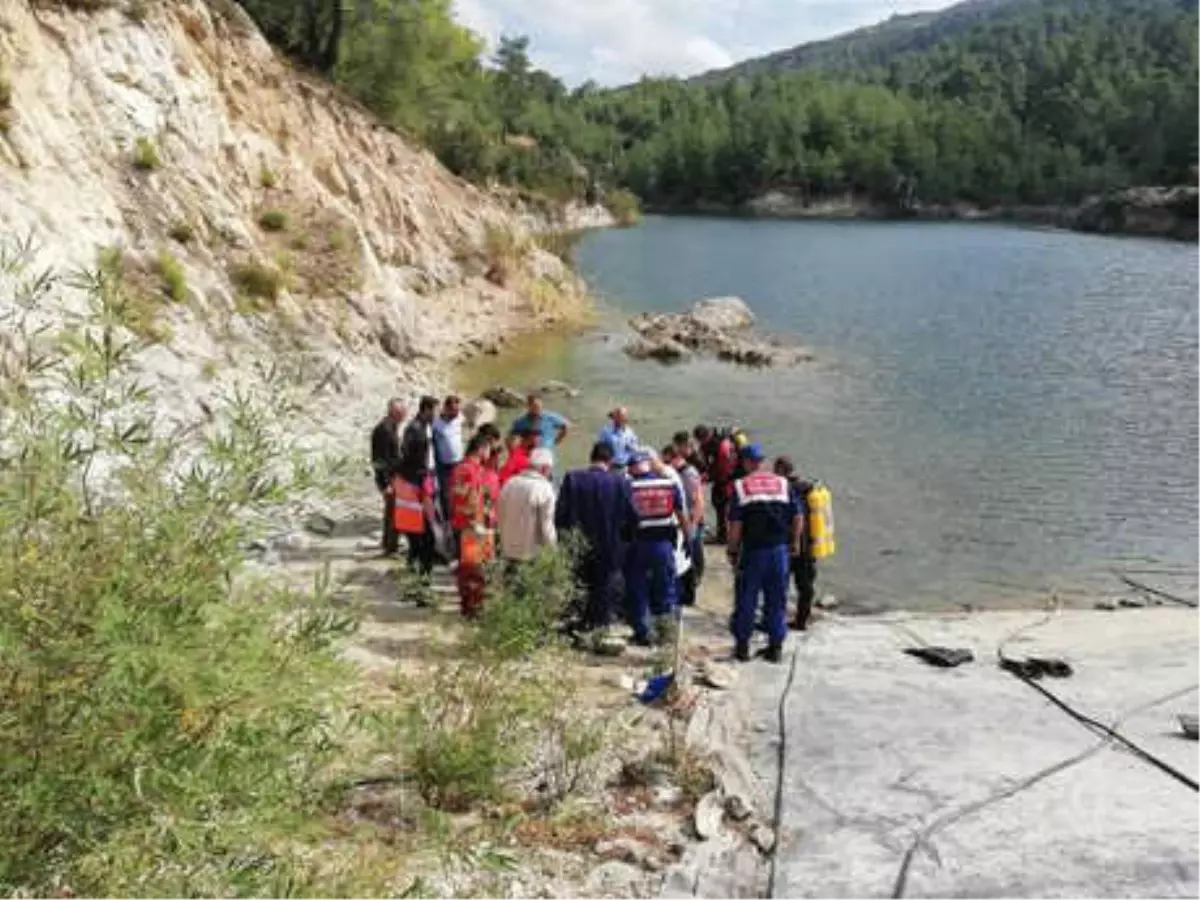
[741,443,766,462]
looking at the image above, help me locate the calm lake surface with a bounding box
[462,217,1199,611]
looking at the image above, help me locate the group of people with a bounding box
[370,392,829,662]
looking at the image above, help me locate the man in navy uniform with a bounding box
[555,442,638,653]
[726,444,802,663]
[625,450,691,646]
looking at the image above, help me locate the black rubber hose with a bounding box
[766,642,803,898]
[996,658,1198,792]
[881,614,1195,898]
[1114,572,1198,608]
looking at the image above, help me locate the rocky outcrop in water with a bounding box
[624,297,806,367]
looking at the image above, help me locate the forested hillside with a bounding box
[695,0,1025,81]
[235,0,1198,213]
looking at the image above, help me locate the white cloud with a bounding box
[454,0,958,85]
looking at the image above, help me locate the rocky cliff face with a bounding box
[0,0,585,448]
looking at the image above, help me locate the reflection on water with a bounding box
[459,218,1199,611]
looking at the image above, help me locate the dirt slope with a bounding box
[0,0,582,445]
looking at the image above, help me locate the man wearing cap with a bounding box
[727,443,802,663]
[625,450,691,646]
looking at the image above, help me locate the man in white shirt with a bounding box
[497,447,557,565]
[432,395,465,520]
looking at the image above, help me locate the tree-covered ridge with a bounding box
[233,0,1198,212]
[694,0,1025,81]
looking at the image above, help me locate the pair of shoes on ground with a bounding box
[734,641,783,664]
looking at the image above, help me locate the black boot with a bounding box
[789,617,808,632]
[734,641,751,662]
[763,642,783,664]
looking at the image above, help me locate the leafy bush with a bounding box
[466,541,581,662]
[153,248,187,302]
[406,662,541,811]
[96,245,171,343]
[535,677,608,807]
[0,244,358,896]
[402,541,600,813]
[259,166,279,189]
[230,260,282,304]
[259,208,288,232]
[133,136,160,171]
[605,189,642,227]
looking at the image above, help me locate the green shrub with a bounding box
[259,166,279,188]
[329,226,351,254]
[126,0,149,22]
[259,208,288,232]
[605,189,642,227]
[153,249,187,302]
[94,245,171,343]
[230,260,282,303]
[133,136,160,170]
[0,248,357,896]
[466,541,581,662]
[406,663,534,811]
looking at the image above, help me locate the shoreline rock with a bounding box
[624,296,801,367]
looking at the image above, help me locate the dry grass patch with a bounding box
[153,249,188,302]
[230,259,282,309]
[133,136,160,170]
[482,224,528,287]
[258,208,288,232]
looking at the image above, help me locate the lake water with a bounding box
[461,216,1199,611]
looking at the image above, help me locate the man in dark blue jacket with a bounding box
[555,442,638,653]
[727,444,802,663]
[625,450,691,647]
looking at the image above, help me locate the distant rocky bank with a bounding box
[652,185,1199,241]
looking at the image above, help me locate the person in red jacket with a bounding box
[476,423,503,530]
[694,425,738,544]
[451,432,496,617]
[498,425,538,488]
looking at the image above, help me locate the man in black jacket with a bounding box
[774,456,817,631]
[399,395,439,577]
[370,399,407,555]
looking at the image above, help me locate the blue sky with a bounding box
[453,0,960,85]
